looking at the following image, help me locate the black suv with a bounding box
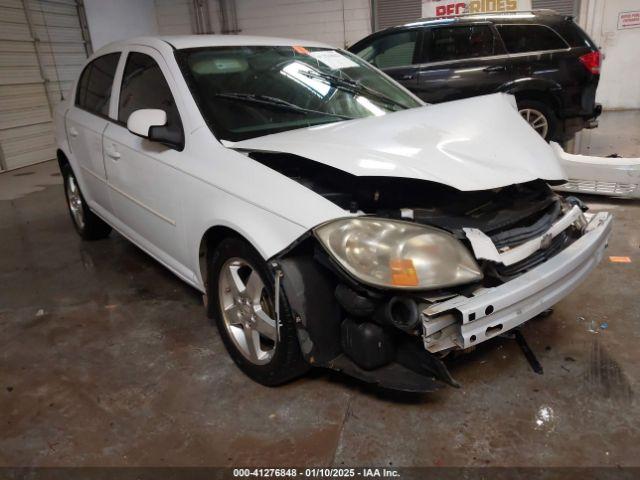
[349,10,602,142]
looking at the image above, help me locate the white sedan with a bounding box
[54,35,612,391]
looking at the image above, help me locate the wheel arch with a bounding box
[56,148,70,171]
[198,224,245,293]
[498,78,562,111]
[513,90,561,112]
[56,148,83,181]
[196,219,304,291]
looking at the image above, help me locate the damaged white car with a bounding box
[54,36,612,391]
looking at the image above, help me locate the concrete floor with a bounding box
[1,115,639,468]
[574,110,640,158]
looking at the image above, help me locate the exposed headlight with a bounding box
[315,217,482,290]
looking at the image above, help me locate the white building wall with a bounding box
[84,0,159,50]
[578,0,640,110]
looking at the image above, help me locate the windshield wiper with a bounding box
[214,92,355,120]
[299,70,411,110]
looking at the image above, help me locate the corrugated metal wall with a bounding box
[0,0,90,171]
[533,0,581,16]
[373,0,421,30]
[155,0,195,35]
[155,0,372,48]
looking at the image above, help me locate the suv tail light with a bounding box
[579,51,601,74]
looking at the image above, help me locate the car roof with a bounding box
[93,34,334,56]
[347,10,574,52]
[161,35,334,49]
[402,10,568,27]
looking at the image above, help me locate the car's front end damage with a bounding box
[228,93,613,391]
[265,177,611,392]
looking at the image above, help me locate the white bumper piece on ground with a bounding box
[420,211,612,353]
[551,142,640,198]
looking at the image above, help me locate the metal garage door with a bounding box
[155,0,195,35]
[374,0,422,31]
[532,0,580,17]
[0,0,90,171]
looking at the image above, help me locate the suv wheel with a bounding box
[208,237,308,385]
[61,164,112,240]
[517,100,557,142]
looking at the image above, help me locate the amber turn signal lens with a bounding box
[390,258,419,286]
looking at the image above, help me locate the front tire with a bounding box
[517,100,557,142]
[208,237,308,386]
[61,164,111,240]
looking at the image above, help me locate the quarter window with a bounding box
[118,52,183,144]
[422,25,495,63]
[354,30,418,69]
[75,53,120,116]
[496,25,567,53]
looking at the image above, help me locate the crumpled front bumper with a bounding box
[421,211,612,353]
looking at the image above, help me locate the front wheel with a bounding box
[517,100,557,142]
[208,237,309,386]
[61,164,111,240]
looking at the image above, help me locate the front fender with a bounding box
[181,129,349,289]
[186,183,310,289]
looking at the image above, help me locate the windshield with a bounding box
[176,45,422,142]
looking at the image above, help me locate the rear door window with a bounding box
[353,30,419,69]
[421,25,495,63]
[496,25,568,53]
[75,53,120,116]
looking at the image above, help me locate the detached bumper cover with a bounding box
[551,142,640,198]
[422,211,612,351]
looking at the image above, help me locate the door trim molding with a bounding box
[83,164,176,226]
[108,182,177,226]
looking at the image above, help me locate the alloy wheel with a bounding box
[218,257,278,365]
[519,108,549,139]
[66,175,85,230]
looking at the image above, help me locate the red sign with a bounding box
[422,0,531,18]
[618,10,640,30]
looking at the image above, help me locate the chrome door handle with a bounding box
[401,73,416,80]
[483,65,506,73]
[105,146,121,160]
[69,127,79,137]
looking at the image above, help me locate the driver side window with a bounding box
[355,30,418,69]
[118,52,183,144]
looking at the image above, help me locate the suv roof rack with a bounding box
[410,9,563,24]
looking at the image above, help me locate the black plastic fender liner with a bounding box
[275,255,343,364]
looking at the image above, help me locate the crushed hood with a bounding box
[228,93,567,191]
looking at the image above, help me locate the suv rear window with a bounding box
[496,25,567,53]
[422,25,495,63]
[75,53,120,116]
[354,30,418,69]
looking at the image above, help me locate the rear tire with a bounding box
[208,236,309,386]
[61,163,111,240]
[517,99,557,142]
